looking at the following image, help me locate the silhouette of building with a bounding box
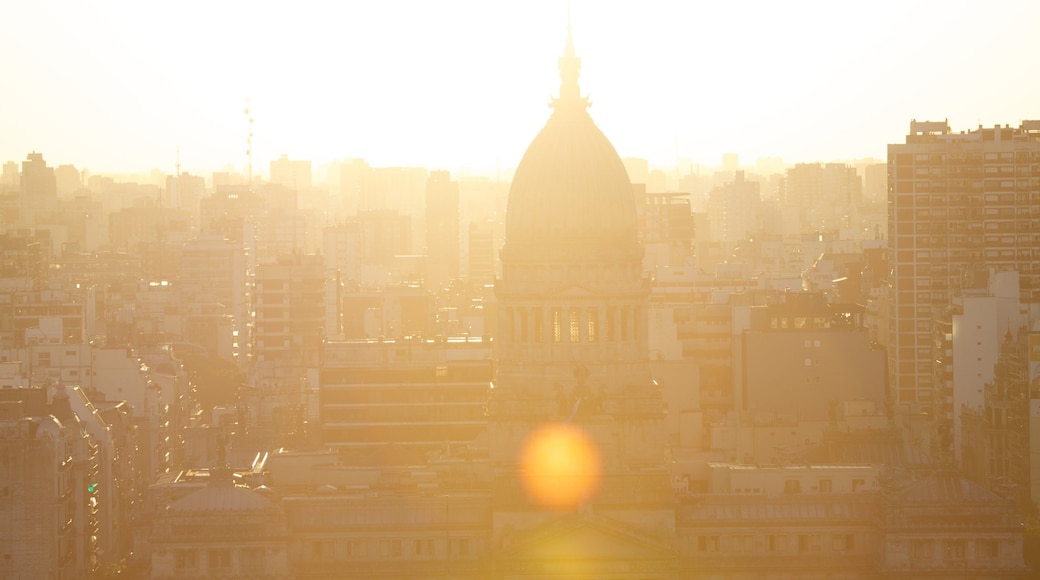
[886,120,1040,435]
[488,25,675,571]
[19,152,57,224]
[783,162,862,232]
[467,220,496,285]
[270,154,312,192]
[424,170,460,290]
[707,170,760,244]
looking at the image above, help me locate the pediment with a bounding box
[496,511,676,562]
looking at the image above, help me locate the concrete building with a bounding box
[424,170,460,290]
[740,295,886,422]
[707,170,760,244]
[319,337,492,464]
[269,154,312,192]
[886,120,1040,429]
[783,162,862,232]
[179,235,251,360]
[254,253,325,367]
[19,152,57,224]
[467,220,496,285]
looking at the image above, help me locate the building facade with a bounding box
[886,120,1040,424]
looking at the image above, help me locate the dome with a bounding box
[504,31,636,251]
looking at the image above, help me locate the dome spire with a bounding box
[553,14,589,111]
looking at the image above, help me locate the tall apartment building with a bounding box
[254,254,325,367]
[707,170,759,244]
[269,154,312,191]
[886,120,1040,422]
[179,235,251,360]
[784,162,862,232]
[424,170,460,289]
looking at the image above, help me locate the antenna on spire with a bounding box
[245,97,254,190]
[175,147,181,178]
[553,6,587,112]
[566,0,573,50]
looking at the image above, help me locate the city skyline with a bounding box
[6,0,1040,175]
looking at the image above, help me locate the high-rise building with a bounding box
[886,120,1040,424]
[269,154,312,192]
[467,220,496,285]
[54,164,81,197]
[424,170,460,289]
[254,254,325,367]
[707,170,759,244]
[783,162,862,232]
[19,152,56,223]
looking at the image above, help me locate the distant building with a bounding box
[254,253,325,367]
[424,170,460,289]
[707,170,759,243]
[19,152,57,223]
[269,154,312,192]
[466,220,496,285]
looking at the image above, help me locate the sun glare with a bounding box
[519,423,602,511]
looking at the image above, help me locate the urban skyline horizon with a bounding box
[6,1,1040,175]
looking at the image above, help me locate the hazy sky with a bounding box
[5,1,1040,177]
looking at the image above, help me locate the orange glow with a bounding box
[519,423,601,510]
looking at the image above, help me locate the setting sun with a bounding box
[518,423,602,511]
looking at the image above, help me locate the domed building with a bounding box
[488,28,677,576]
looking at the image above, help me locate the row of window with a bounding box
[695,533,855,554]
[909,538,999,560]
[504,306,640,344]
[305,537,474,561]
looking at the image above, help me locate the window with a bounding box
[552,309,562,343]
[784,480,801,494]
[518,309,528,342]
[208,548,231,570]
[175,551,197,570]
[977,539,998,559]
[819,479,832,493]
[833,534,854,552]
[569,309,580,343]
[605,307,616,341]
[534,308,543,342]
[698,535,719,552]
[587,308,598,342]
[621,306,630,340]
[945,540,966,560]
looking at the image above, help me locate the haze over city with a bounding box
[5,1,1040,579]
[6,0,1040,174]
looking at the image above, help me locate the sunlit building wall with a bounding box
[886,120,1040,422]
